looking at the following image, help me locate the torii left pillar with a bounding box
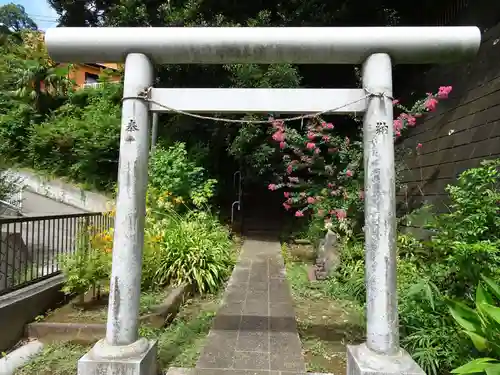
[78,53,158,375]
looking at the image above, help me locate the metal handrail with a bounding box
[231,171,242,224]
[0,211,104,224]
[0,211,113,296]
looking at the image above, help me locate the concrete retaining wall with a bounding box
[0,275,66,352]
[12,170,113,213]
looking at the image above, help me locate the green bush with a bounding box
[142,210,234,293]
[148,143,217,210]
[28,84,122,191]
[327,159,500,375]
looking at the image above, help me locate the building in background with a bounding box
[66,62,122,89]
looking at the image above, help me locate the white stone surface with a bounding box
[347,343,425,375]
[78,339,157,375]
[0,339,44,375]
[150,88,367,114]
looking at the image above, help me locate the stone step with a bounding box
[166,367,334,375]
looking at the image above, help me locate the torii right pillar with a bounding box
[346,52,422,375]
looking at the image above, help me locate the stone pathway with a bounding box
[170,239,306,375]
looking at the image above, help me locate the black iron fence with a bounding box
[0,212,113,296]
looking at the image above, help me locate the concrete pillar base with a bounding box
[347,343,425,375]
[78,338,157,375]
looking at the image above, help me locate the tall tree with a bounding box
[0,3,37,31]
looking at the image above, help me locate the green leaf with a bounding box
[481,275,500,300]
[477,284,494,306]
[448,300,483,333]
[481,303,500,325]
[452,358,498,374]
[464,330,489,352]
[486,364,500,375]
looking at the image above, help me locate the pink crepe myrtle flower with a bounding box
[306,142,316,150]
[425,96,438,111]
[393,119,403,132]
[416,143,423,150]
[268,184,277,191]
[284,192,290,198]
[437,86,452,99]
[407,115,417,127]
[272,131,285,142]
[322,135,330,142]
[283,203,291,210]
[392,99,400,105]
[286,164,293,174]
[279,141,286,149]
[399,113,417,127]
[323,122,334,129]
[307,132,316,140]
[346,170,354,177]
[272,119,284,130]
[314,148,321,154]
[295,210,304,217]
[335,209,347,220]
[307,197,316,204]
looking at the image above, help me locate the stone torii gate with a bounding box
[45,26,480,375]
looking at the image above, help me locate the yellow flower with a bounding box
[173,197,184,204]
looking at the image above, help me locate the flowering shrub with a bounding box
[268,86,453,240]
[59,222,113,298]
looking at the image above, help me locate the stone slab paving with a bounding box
[195,239,306,375]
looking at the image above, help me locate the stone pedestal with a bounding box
[78,338,157,375]
[347,343,425,375]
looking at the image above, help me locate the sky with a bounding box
[0,0,59,30]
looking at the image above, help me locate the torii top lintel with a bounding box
[45,26,481,65]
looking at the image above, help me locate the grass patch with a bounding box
[283,243,364,374]
[14,342,89,375]
[41,288,170,324]
[15,292,222,375]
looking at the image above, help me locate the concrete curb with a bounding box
[0,339,44,375]
[26,284,192,343]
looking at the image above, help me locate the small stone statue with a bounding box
[314,229,340,280]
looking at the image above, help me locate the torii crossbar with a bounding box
[45,26,480,375]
